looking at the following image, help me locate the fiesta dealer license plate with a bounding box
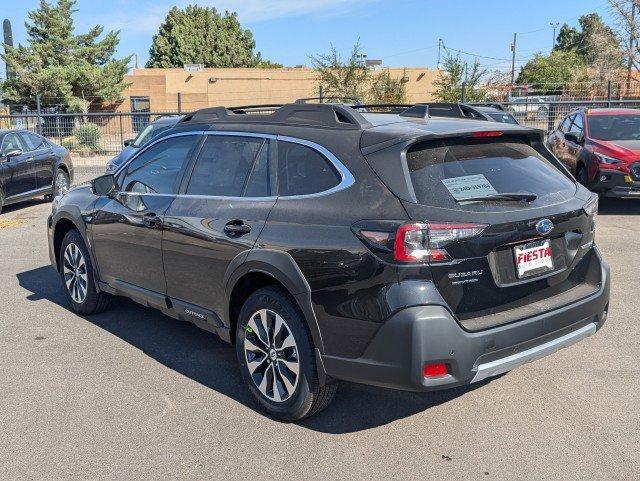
[514,239,554,278]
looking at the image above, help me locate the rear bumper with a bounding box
[322,252,610,391]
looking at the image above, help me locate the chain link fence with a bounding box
[3,80,640,184]
[0,112,183,183]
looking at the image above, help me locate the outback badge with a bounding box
[536,218,554,235]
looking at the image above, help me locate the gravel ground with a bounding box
[0,197,638,480]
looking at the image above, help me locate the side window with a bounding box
[119,135,200,194]
[244,144,271,197]
[185,135,265,197]
[560,115,573,133]
[277,141,341,196]
[19,133,36,152]
[27,133,46,150]
[1,133,26,156]
[570,114,584,134]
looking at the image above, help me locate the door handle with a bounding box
[224,220,251,236]
[142,212,161,228]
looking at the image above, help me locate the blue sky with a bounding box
[1,0,612,75]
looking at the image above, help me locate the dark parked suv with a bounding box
[47,103,609,420]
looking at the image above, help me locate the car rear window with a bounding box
[488,113,518,124]
[405,138,576,210]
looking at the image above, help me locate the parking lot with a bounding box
[0,194,638,480]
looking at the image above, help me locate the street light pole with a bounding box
[550,22,559,52]
[510,33,517,85]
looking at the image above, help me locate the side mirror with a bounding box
[3,149,22,160]
[123,139,134,147]
[91,174,116,196]
[565,132,583,144]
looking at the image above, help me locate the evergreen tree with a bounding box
[1,0,130,112]
[146,6,266,68]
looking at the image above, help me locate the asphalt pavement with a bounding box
[0,195,638,480]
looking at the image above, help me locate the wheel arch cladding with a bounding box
[53,217,83,271]
[225,249,324,352]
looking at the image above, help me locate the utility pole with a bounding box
[626,1,637,94]
[437,38,443,69]
[510,32,517,86]
[550,22,559,51]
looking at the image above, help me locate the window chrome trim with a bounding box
[112,130,355,200]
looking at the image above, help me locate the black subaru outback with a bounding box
[47,103,609,421]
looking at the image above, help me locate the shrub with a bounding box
[75,123,101,151]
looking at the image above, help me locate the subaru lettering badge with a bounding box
[536,219,554,235]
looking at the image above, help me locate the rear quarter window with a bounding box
[277,141,341,196]
[405,138,576,211]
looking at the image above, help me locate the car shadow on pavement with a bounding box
[0,198,49,215]
[598,197,640,215]
[17,265,490,434]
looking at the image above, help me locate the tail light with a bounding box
[471,130,503,138]
[393,222,486,263]
[423,362,448,378]
[583,195,598,233]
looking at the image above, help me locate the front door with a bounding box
[0,132,36,198]
[162,133,276,317]
[91,133,202,295]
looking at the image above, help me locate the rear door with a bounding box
[564,113,585,173]
[550,114,573,165]
[162,133,276,318]
[20,132,56,189]
[369,135,599,330]
[0,132,36,198]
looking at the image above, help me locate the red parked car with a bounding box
[547,108,640,197]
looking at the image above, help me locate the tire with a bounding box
[59,229,112,315]
[236,286,337,421]
[0,185,4,215]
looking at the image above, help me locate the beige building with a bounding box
[120,67,440,113]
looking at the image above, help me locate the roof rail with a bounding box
[295,96,361,104]
[349,103,413,113]
[178,103,371,129]
[466,102,506,111]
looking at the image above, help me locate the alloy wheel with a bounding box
[63,243,88,303]
[244,309,300,402]
[56,171,69,195]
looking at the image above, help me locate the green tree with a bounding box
[310,43,369,102]
[433,54,486,102]
[516,50,588,92]
[555,24,581,52]
[0,0,130,112]
[368,69,407,103]
[146,6,270,68]
[310,42,407,103]
[554,13,623,82]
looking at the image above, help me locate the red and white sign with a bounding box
[514,240,553,278]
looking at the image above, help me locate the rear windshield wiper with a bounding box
[459,192,538,203]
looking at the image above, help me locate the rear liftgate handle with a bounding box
[224,219,251,236]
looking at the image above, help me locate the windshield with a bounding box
[405,138,576,211]
[132,122,173,148]
[488,112,518,124]
[588,115,640,141]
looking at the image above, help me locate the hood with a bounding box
[591,139,640,162]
